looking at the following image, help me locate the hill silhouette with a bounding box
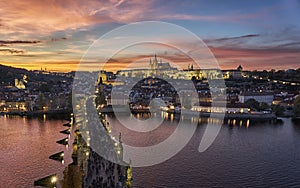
[0,64,72,85]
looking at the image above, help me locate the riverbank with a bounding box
[100,105,277,121]
[0,109,72,119]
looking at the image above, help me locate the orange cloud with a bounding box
[1,0,275,36]
[0,0,155,35]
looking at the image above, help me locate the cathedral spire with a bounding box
[154,53,157,63]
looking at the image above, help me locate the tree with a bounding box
[38,83,50,92]
[191,76,197,83]
[36,93,47,110]
[95,92,107,106]
[245,98,260,111]
[272,104,285,116]
[293,95,300,117]
[260,102,270,111]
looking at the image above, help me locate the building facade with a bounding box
[239,92,274,105]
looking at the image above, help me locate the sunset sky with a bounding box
[0,0,300,72]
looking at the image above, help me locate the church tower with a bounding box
[149,58,153,69]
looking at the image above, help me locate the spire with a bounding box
[237,65,243,71]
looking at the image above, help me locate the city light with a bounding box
[51,176,57,184]
[0,1,299,187]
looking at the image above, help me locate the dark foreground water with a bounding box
[1,115,300,187]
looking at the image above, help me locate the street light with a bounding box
[51,176,57,188]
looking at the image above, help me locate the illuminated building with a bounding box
[117,54,223,80]
[222,65,244,79]
[4,101,28,112]
[14,75,27,89]
[191,102,249,113]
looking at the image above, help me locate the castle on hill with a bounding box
[116,54,244,80]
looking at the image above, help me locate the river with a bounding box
[1,115,300,187]
[106,114,300,187]
[0,115,73,188]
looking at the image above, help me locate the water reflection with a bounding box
[1,113,298,187]
[127,115,300,187]
[0,116,72,187]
